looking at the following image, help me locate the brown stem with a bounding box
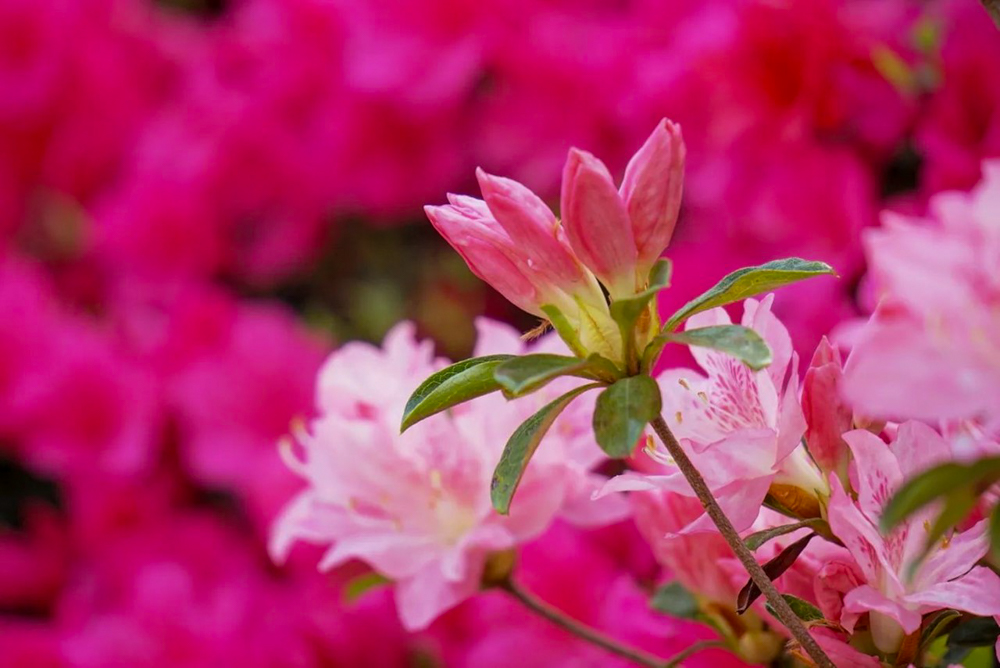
[982,0,1000,30]
[502,579,665,667]
[649,416,835,668]
[503,579,724,668]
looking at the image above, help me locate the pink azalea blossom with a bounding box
[843,161,1000,426]
[270,319,627,630]
[601,296,825,532]
[825,422,1000,653]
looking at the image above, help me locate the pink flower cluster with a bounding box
[2,0,1000,666]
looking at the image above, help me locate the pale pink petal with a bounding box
[394,562,480,631]
[558,473,632,528]
[827,477,898,588]
[318,531,439,578]
[814,559,865,622]
[742,295,792,391]
[843,585,922,634]
[904,566,1000,618]
[680,476,772,534]
[842,429,902,521]
[802,337,851,479]
[892,420,955,480]
[774,361,806,462]
[917,520,990,590]
[471,317,527,357]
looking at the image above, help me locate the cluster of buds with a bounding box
[425,120,685,370]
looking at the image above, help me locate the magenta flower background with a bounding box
[1,0,999,665]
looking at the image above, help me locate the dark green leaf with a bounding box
[946,617,1000,648]
[649,581,699,619]
[491,384,599,514]
[919,609,961,652]
[737,533,816,614]
[764,594,825,623]
[401,355,513,431]
[880,462,970,531]
[593,375,662,458]
[663,258,836,332]
[342,571,391,603]
[744,519,828,551]
[494,353,618,397]
[664,325,773,371]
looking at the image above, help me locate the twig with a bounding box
[649,416,835,668]
[501,578,666,667]
[981,0,1000,30]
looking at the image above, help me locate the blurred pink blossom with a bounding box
[271,320,627,630]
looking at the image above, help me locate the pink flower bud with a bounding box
[560,148,638,298]
[424,199,543,316]
[619,119,686,275]
[801,337,851,484]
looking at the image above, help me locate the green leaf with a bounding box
[990,503,1000,563]
[663,258,836,332]
[946,617,1000,648]
[342,571,391,603]
[744,519,828,551]
[491,384,600,514]
[592,375,662,458]
[737,533,816,614]
[401,355,513,432]
[664,325,773,371]
[880,457,1000,532]
[494,353,618,397]
[919,610,961,652]
[764,594,825,623]
[649,582,699,619]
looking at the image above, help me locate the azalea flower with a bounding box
[825,421,1000,653]
[601,296,826,532]
[843,161,1000,427]
[269,320,627,630]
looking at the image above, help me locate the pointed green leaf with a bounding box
[593,375,662,458]
[665,325,773,371]
[880,458,1000,531]
[649,581,699,619]
[946,617,1000,648]
[765,594,825,623]
[342,571,391,603]
[663,258,836,332]
[491,384,600,514]
[400,355,512,432]
[744,519,828,551]
[494,353,618,397]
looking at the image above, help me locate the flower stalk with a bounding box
[501,577,724,668]
[648,415,835,668]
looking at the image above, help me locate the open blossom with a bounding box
[601,296,825,532]
[843,161,1000,426]
[825,422,1000,653]
[270,320,627,631]
[424,120,685,364]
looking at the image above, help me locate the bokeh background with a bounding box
[1,0,998,665]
